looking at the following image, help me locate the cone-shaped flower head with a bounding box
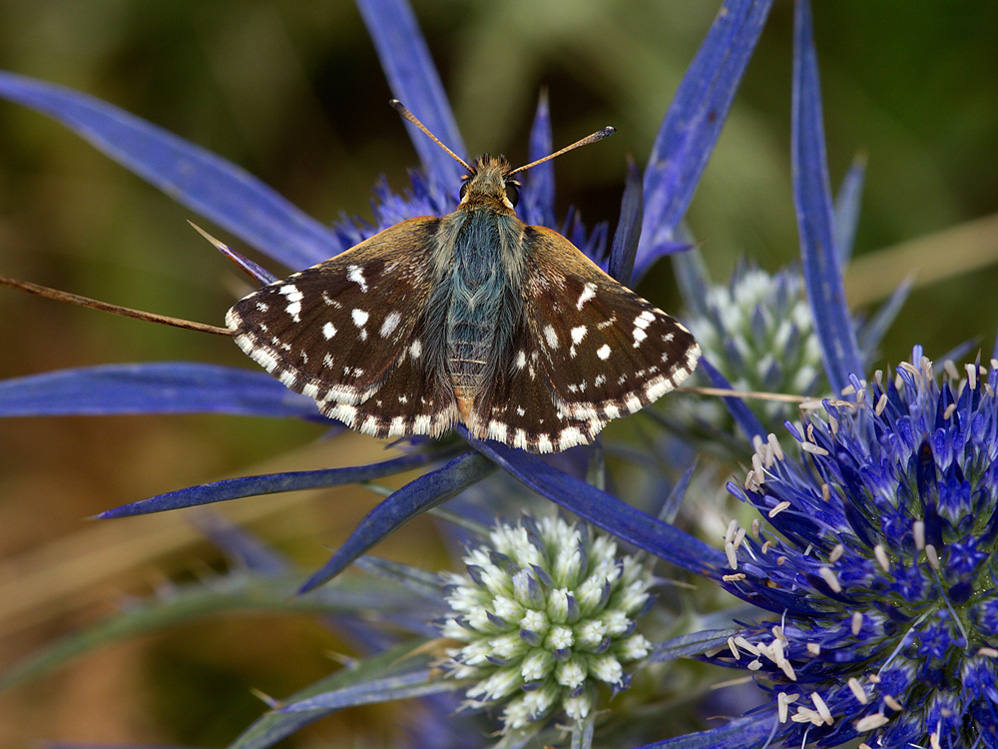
[440,515,654,733]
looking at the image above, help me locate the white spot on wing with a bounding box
[515,350,526,369]
[569,325,587,357]
[597,344,611,360]
[347,265,368,292]
[544,325,559,349]
[410,340,423,359]
[380,311,401,338]
[488,420,508,443]
[279,284,303,322]
[635,310,655,329]
[352,308,369,327]
[323,322,337,339]
[577,282,597,309]
[558,426,583,450]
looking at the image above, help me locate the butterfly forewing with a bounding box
[522,225,701,423]
[226,217,443,411]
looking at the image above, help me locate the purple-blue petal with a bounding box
[650,628,740,663]
[232,644,455,747]
[202,228,279,285]
[0,71,341,271]
[699,357,767,442]
[608,158,644,286]
[671,242,712,319]
[659,459,698,524]
[298,451,493,592]
[471,437,726,577]
[792,0,863,394]
[638,713,778,748]
[521,90,556,228]
[191,513,291,577]
[0,362,323,420]
[356,0,466,191]
[99,449,454,518]
[635,0,774,279]
[833,153,867,264]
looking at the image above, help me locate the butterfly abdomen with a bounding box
[439,209,523,420]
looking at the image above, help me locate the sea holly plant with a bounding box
[641,2,998,747]
[437,515,657,734]
[1,0,990,748]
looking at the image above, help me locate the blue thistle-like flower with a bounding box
[710,347,998,747]
[440,515,654,732]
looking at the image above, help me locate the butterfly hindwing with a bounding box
[323,316,457,438]
[226,217,447,417]
[521,225,701,423]
[469,314,603,452]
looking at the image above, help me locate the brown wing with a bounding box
[226,218,454,432]
[466,313,604,453]
[519,225,700,423]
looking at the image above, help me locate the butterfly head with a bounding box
[389,99,614,217]
[459,154,520,211]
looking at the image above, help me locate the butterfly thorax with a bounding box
[427,155,526,419]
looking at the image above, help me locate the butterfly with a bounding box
[225,101,700,453]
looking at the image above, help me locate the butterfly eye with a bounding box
[459,180,470,200]
[504,180,520,207]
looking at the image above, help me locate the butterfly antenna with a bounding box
[509,126,616,176]
[0,273,233,336]
[390,99,473,172]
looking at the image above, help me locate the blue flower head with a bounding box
[714,348,998,747]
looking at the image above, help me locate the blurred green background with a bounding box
[0,1,995,745]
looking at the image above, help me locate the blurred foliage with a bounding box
[0,0,995,745]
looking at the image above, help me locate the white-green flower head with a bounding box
[440,515,654,733]
[688,264,823,425]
